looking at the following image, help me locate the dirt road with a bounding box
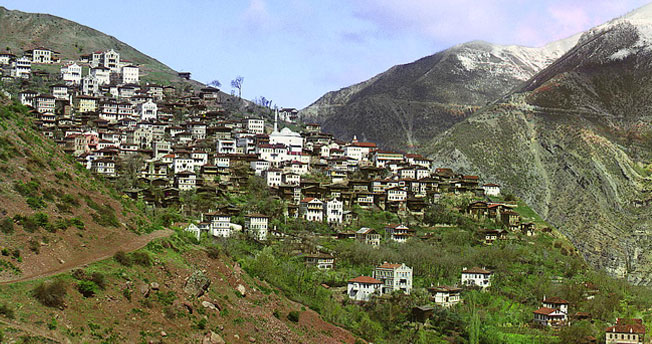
[0,229,173,285]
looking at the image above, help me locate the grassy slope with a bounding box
[0,99,157,282]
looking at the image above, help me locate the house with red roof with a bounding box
[347,276,382,302]
[461,267,493,289]
[605,318,645,344]
[373,262,413,295]
[533,297,569,327]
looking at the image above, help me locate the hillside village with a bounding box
[0,46,649,344]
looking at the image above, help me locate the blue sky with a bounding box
[3,1,650,108]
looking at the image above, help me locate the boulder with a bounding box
[201,300,219,312]
[140,285,150,298]
[202,331,225,344]
[236,284,246,297]
[184,270,211,297]
[150,282,160,290]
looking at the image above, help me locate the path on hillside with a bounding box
[0,229,173,285]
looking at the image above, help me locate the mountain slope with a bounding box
[302,36,579,149]
[426,5,652,282]
[0,6,191,85]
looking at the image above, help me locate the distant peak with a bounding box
[622,2,652,22]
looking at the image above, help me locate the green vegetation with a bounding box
[32,279,67,308]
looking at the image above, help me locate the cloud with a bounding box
[350,0,651,47]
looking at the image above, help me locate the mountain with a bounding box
[426,5,652,282]
[0,6,192,86]
[302,35,579,149]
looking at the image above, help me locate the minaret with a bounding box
[274,108,279,133]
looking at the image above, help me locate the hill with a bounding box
[302,36,578,150]
[0,6,194,86]
[425,4,652,282]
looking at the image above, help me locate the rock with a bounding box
[160,331,167,337]
[202,331,225,344]
[201,300,218,311]
[182,301,193,314]
[234,334,240,340]
[150,282,160,290]
[249,336,256,343]
[140,285,150,298]
[218,325,224,331]
[236,284,246,297]
[183,270,211,298]
[58,258,65,264]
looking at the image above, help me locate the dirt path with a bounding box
[0,318,68,343]
[0,229,173,285]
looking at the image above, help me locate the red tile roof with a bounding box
[533,307,557,315]
[377,262,402,269]
[348,276,382,284]
[543,296,569,305]
[606,318,646,334]
[462,267,492,274]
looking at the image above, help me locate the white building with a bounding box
[263,169,282,187]
[138,99,158,121]
[11,56,31,78]
[269,110,303,153]
[122,65,140,84]
[250,160,270,176]
[533,297,569,327]
[217,139,237,154]
[325,198,343,224]
[482,183,501,196]
[430,286,462,308]
[90,67,111,85]
[103,49,120,72]
[243,118,264,134]
[461,267,493,290]
[184,223,201,240]
[245,214,269,241]
[373,262,413,295]
[300,198,324,222]
[61,62,82,85]
[175,171,197,190]
[605,319,646,344]
[25,48,58,64]
[204,212,232,238]
[347,276,382,302]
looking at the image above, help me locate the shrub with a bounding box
[77,280,98,297]
[11,249,19,259]
[28,239,40,254]
[1,249,7,256]
[32,279,67,308]
[0,217,13,234]
[69,217,85,230]
[287,310,300,322]
[206,245,221,259]
[273,309,280,319]
[90,272,106,290]
[156,291,176,306]
[131,252,152,267]
[113,251,131,266]
[26,196,46,210]
[0,303,15,319]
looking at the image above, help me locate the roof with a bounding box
[245,213,269,218]
[377,262,402,269]
[462,267,492,274]
[543,296,569,305]
[356,227,376,235]
[429,285,462,293]
[533,307,557,315]
[606,319,646,334]
[348,276,382,284]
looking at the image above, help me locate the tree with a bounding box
[208,80,221,88]
[231,76,244,98]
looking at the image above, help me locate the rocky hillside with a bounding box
[302,36,578,149]
[425,5,652,283]
[0,6,191,86]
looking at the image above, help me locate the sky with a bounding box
[3,1,651,108]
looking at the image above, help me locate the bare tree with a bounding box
[231,76,244,98]
[208,80,221,88]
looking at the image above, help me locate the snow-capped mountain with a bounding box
[301,34,579,150]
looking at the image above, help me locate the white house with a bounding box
[430,286,462,308]
[61,62,82,85]
[122,65,140,84]
[138,99,158,121]
[355,227,381,247]
[461,267,493,290]
[103,49,120,72]
[605,319,646,344]
[205,212,232,238]
[263,169,282,187]
[245,214,269,241]
[304,253,335,270]
[300,198,324,222]
[90,67,111,85]
[11,56,31,78]
[25,48,58,64]
[533,297,569,327]
[217,139,237,154]
[250,160,270,176]
[269,112,304,153]
[184,223,201,240]
[373,262,413,295]
[175,171,197,190]
[325,198,343,224]
[243,118,264,134]
[347,276,382,302]
[482,183,501,197]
